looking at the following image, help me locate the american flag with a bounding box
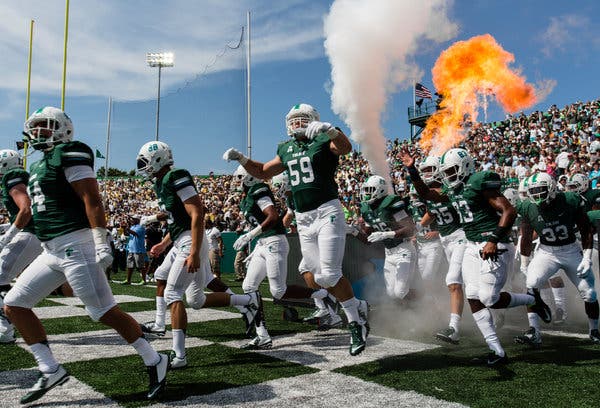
[415,83,433,99]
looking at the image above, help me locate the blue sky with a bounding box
[0,0,598,175]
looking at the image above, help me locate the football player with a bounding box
[402,147,551,366]
[359,175,417,301]
[224,103,369,356]
[516,173,599,345]
[0,150,42,344]
[233,165,329,348]
[271,171,343,330]
[416,156,467,345]
[135,141,264,369]
[4,107,168,403]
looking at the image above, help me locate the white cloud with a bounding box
[539,14,591,57]
[0,1,328,101]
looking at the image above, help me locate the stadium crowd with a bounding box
[89,98,599,235]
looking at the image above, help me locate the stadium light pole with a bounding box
[146,52,174,141]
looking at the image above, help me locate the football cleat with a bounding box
[242,335,273,350]
[348,321,368,356]
[434,327,460,345]
[140,322,166,337]
[20,365,70,404]
[317,312,344,331]
[514,326,542,347]
[554,308,566,325]
[589,329,600,344]
[168,350,188,369]
[528,290,552,323]
[147,353,168,399]
[303,307,330,324]
[486,351,509,367]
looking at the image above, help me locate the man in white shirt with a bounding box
[205,219,223,278]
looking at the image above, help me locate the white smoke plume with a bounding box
[324,0,458,186]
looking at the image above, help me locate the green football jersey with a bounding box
[155,168,197,241]
[588,209,600,230]
[425,200,460,237]
[360,195,410,249]
[1,169,35,234]
[28,141,93,241]
[276,134,339,212]
[443,171,510,243]
[583,189,600,212]
[240,183,286,238]
[517,191,583,246]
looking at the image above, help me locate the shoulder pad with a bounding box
[167,168,195,191]
[59,141,94,168]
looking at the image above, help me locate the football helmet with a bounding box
[271,171,290,198]
[526,173,556,205]
[360,175,387,204]
[233,165,261,190]
[590,141,600,154]
[0,150,22,177]
[23,107,74,150]
[136,141,174,179]
[418,156,441,184]
[565,173,589,194]
[502,187,519,207]
[439,148,475,189]
[285,103,319,138]
[518,178,529,200]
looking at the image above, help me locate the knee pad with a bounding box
[581,288,597,303]
[314,272,341,289]
[242,281,258,294]
[269,285,286,301]
[479,290,500,308]
[164,286,185,306]
[186,293,206,309]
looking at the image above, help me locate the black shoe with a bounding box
[590,329,600,344]
[486,351,508,367]
[434,327,460,345]
[147,353,168,399]
[528,289,552,323]
[20,365,70,404]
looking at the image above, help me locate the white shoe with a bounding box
[303,308,330,324]
[140,322,166,337]
[168,350,188,369]
[242,335,273,350]
[20,365,70,404]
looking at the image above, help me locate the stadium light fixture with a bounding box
[146,52,174,141]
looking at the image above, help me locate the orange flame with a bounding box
[419,34,537,155]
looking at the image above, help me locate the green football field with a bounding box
[1,273,599,408]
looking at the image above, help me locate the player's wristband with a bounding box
[247,225,263,240]
[92,227,109,247]
[488,225,511,244]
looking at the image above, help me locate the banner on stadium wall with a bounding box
[221,232,387,302]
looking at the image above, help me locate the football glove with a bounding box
[233,226,262,251]
[222,148,248,165]
[305,121,338,140]
[577,249,593,278]
[345,224,360,237]
[92,227,113,269]
[140,215,158,226]
[0,224,19,252]
[367,231,395,243]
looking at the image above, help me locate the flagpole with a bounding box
[104,97,112,179]
[23,19,34,169]
[411,80,416,143]
[246,10,252,159]
[61,0,70,110]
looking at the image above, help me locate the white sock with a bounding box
[449,313,461,332]
[30,342,59,374]
[230,294,251,306]
[256,322,269,338]
[226,289,246,312]
[155,296,166,328]
[172,329,186,358]
[473,308,504,357]
[131,337,160,366]
[341,297,360,323]
[527,312,541,331]
[508,292,535,308]
[552,287,566,310]
[311,289,328,299]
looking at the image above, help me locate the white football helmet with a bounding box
[590,141,600,154]
[439,148,475,189]
[0,150,22,177]
[233,165,261,190]
[518,178,529,200]
[565,173,589,194]
[136,141,174,179]
[526,173,556,205]
[418,156,441,185]
[502,187,519,207]
[360,175,387,204]
[23,107,74,150]
[285,103,319,138]
[271,171,290,198]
